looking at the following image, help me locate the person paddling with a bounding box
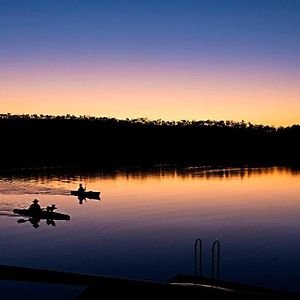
[78,183,86,193]
[29,199,41,215]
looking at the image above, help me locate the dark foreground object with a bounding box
[71,191,100,199]
[0,265,298,300]
[13,209,70,220]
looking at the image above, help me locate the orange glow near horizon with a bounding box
[9,167,300,219]
[1,63,300,127]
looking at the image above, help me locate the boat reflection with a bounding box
[17,216,44,229]
[71,190,100,199]
[70,189,101,205]
[78,195,86,205]
[13,203,71,229]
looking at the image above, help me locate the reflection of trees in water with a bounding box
[1,166,300,184]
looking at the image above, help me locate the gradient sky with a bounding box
[1,0,300,126]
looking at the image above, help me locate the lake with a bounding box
[0,166,300,297]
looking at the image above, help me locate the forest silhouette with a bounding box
[1,114,299,169]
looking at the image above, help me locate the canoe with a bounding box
[71,191,100,199]
[13,209,70,220]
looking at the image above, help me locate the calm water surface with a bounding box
[1,166,300,294]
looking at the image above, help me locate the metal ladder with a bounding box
[194,238,220,280]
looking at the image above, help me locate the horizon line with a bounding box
[1,112,299,129]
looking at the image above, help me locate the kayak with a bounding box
[71,190,100,199]
[13,209,70,220]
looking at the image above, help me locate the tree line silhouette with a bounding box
[1,114,299,169]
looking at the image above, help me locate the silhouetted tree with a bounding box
[0,113,299,169]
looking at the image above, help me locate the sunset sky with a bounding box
[1,0,299,126]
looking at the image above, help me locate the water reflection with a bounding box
[17,216,43,229]
[0,166,300,292]
[12,200,71,229]
[70,185,101,205]
[16,216,59,229]
[75,195,101,205]
[1,165,300,184]
[71,193,101,205]
[78,195,85,205]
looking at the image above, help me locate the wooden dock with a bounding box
[0,265,298,299]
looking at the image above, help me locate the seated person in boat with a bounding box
[78,184,86,193]
[46,204,57,213]
[29,199,41,215]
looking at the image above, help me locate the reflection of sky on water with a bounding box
[0,166,300,294]
[0,178,69,195]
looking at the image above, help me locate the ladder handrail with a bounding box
[211,240,220,280]
[194,238,202,277]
